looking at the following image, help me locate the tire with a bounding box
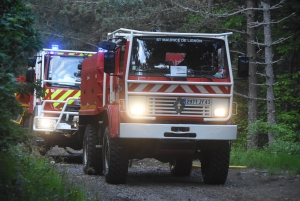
[103,126,128,184]
[200,142,230,185]
[83,124,103,175]
[169,158,193,177]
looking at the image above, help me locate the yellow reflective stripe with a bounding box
[53,90,74,108]
[55,52,93,56]
[51,89,62,99]
[67,91,81,104]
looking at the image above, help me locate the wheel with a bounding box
[103,126,128,184]
[83,124,103,175]
[22,113,33,132]
[23,114,32,130]
[200,141,230,185]
[169,158,193,177]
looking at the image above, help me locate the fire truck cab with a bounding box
[78,28,248,184]
[26,46,96,150]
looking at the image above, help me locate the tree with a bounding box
[24,0,191,51]
[0,0,42,148]
[0,0,41,74]
[247,0,259,148]
[262,0,276,145]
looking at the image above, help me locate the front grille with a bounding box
[147,97,211,117]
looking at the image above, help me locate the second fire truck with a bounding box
[77,28,248,184]
[26,46,96,150]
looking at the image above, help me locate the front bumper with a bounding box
[120,123,237,140]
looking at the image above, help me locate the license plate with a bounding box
[184,98,211,105]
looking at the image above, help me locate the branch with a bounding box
[209,27,247,35]
[171,0,207,13]
[256,72,266,77]
[233,91,249,99]
[272,36,292,45]
[234,91,279,101]
[230,50,246,55]
[248,36,291,47]
[40,32,97,47]
[248,12,295,28]
[171,0,286,18]
[252,82,278,86]
[254,58,284,65]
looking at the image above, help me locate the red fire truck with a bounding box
[26,46,96,150]
[78,28,248,184]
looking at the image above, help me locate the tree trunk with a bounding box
[262,0,276,145]
[247,0,258,149]
[208,0,214,13]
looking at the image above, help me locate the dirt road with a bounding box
[52,152,300,201]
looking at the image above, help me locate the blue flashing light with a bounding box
[52,45,59,50]
[98,48,108,52]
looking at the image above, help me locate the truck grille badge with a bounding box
[174,98,185,114]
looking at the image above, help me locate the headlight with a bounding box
[37,119,56,129]
[214,108,226,117]
[130,104,145,115]
[128,96,147,116]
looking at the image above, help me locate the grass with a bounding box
[0,144,91,201]
[230,148,300,175]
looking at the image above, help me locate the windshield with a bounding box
[130,37,229,78]
[47,56,83,88]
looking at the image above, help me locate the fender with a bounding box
[106,104,120,138]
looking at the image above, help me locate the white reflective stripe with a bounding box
[128,83,230,94]
[150,84,163,92]
[165,85,177,93]
[195,86,207,93]
[182,85,194,93]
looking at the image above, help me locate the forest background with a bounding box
[2,0,300,154]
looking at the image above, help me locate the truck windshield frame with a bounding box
[129,36,229,78]
[46,55,83,87]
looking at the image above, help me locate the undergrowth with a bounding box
[230,148,300,175]
[0,145,91,201]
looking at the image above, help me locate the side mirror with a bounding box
[78,63,82,70]
[26,68,35,83]
[28,57,36,67]
[237,56,249,78]
[104,52,115,74]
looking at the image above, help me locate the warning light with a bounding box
[52,45,59,50]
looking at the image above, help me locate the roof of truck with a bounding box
[107,28,232,40]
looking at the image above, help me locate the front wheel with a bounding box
[169,158,193,177]
[83,124,103,175]
[23,114,32,130]
[103,126,128,184]
[200,141,230,185]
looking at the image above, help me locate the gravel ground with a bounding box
[50,147,300,201]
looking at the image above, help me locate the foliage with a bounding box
[0,0,41,74]
[232,97,248,149]
[0,71,33,149]
[230,148,300,175]
[0,0,44,147]
[24,0,190,51]
[248,120,300,155]
[0,145,91,201]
